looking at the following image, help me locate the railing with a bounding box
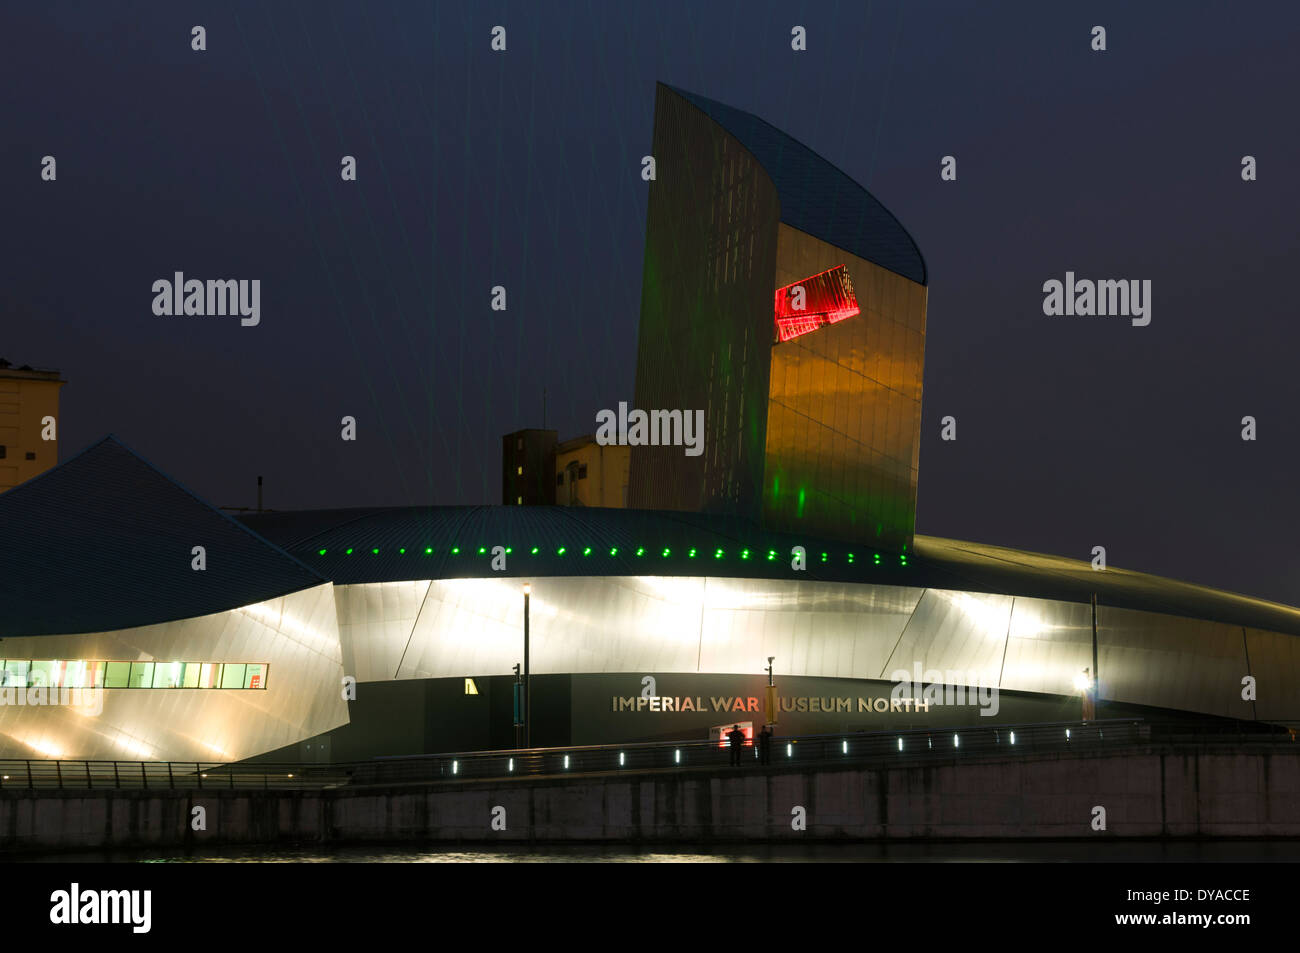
[0,718,1293,792]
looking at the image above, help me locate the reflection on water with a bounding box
[17,841,1300,863]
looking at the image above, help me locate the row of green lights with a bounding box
[318,546,908,564]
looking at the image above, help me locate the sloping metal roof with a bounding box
[0,436,326,637]
[241,505,1300,638]
[666,84,927,285]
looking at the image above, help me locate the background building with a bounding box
[556,435,629,508]
[504,429,630,509]
[0,358,64,493]
[502,428,557,506]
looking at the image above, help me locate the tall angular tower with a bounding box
[630,84,928,551]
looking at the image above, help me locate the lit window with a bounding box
[129,662,155,688]
[104,662,130,688]
[464,678,479,695]
[516,466,522,475]
[158,661,184,688]
[0,659,270,689]
[516,496,523,505]
[0,660,28,687]
[28,660,56,686]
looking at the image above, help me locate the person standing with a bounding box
[758,725,773,765]
[727,724,745,766]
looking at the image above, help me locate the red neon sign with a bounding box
[773,264,860,343]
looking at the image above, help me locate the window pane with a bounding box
[128,662,155,689]
[63,660,87,689]
[181,663,200,689]
[243,664,266,689]
[220,663,246,689]
[156,662,184,688]
[1,660,29,688]
[85,661,104,688]
[28,660,56,688]
[104,662,130,688]
[199,663,220,688]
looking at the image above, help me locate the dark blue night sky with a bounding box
[4,1,1299,602]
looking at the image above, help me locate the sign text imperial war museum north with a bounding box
[612,695,937,714]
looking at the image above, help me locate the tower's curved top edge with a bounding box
[664,83,927,286]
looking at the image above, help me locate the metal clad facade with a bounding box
[329,576,1297,725]
[763,225,927,549]
[629,85,781,518]
[0,583,348,762]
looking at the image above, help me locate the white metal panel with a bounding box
[1244,627,1300,721]
[881,588,1010,687]
[999,597,1094,696]
[0,583,348,762]
[1099,606,1252,719]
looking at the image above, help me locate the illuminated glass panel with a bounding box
[0,660,270,689]
[156,661,185,688]
[63,660,88,688]
[773,265,860,343]
[29,660,56,687]
[128,662,155,688]
[104,662,130,688]
[1,660,29,687]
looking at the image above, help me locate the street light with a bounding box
[1076,667,1095,722]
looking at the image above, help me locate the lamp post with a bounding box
[523,583,531,748]
[765,656,777,727]
[512,663,522,749]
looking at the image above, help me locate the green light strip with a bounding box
[318,545,906,568]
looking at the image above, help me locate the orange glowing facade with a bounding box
[762,229,927,551]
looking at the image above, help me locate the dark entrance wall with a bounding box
[249,672,1222,763]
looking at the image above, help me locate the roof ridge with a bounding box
[2,433,327,585]
[101,434,329,584]
[660,83,927,285]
